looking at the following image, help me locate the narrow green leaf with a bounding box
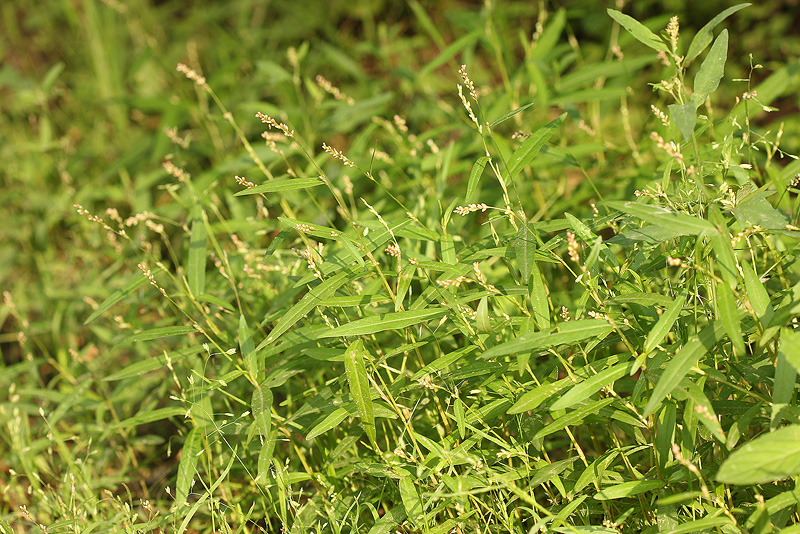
[692,29,728,105]
[465,155,490,204]
[366,504,406,534]
[107,406,185,431]
[175,428,202,507]
[489,101,534,128]
[554,525,618,533]
[262,265,364,346]
[395,264,415,312]
[419,29,481,77]
[683,381,726,443]
[344,340,376,446]
[251,383,273,439]
[233,177,323,196]
[483,319,612,359]
[509,377,573,414]
[604,201,717,235]
[319,308,447,338]
[176,451,236,534]
[104,347,201,381]
[114,326,196,348]
[707,205,737,287]
[643,323,720,418]
[440,234,456,264]
[454,396,465,439]
[643,291,686,354]
[716,280,745,356]
[607,292,674,307]
[256,428,278,485]
[607,9,668,52]
[515,224,536,280]
[550,362,634,411]
[399,477,423,529]
[196,293,235,312]
[263,228,289,261]
[529,260,550,330]
[686,4,750,62]
[658,516,733,534]
[306,407,349,440]
[534,398,615,440]
[742,262,770,319]
[239,314,259,381]
[476,296,491,332]
[84,271,153,324]
[506,113,566,180]
[669,103,697,141]
[656,403,676,472]
[780,328,800,374]
[187,205,206,296]
[594,480,664,500]
[717,425,800,484]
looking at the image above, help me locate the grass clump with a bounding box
[3,2,800,533]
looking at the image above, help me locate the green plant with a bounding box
[4,2,800,533]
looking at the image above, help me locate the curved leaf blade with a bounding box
[607,9,668,52]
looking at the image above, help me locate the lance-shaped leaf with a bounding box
[251,382,273,439]
[344,340,377,447]
[187,204,207,296]
[607,9,668,52]
[643,322,721,417]
[692,29,728,106]
[643,291,686,354]
[483,319,612,359]
[465,156,490,203]
[603,200,717,236]
[319,308,447,338]
[686,4,749,62]
[506,113,566,179]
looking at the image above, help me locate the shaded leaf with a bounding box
[643,291,686,354]
[175,428,202,506]
[114,326,196,348]
[643,323,721,417]
[262,265,365,346]
[669,103,696,141]
[506,113,566,179]
[84,272,154,325]
[550,362,634,411]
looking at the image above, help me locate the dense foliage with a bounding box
[3,1,800,532]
